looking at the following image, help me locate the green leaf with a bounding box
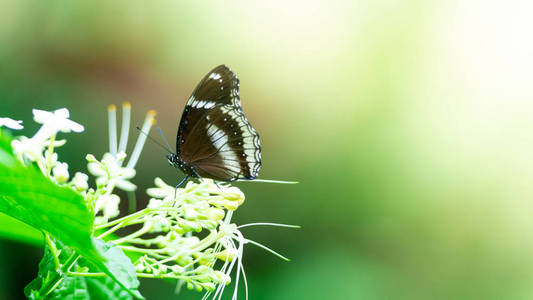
[0,212,43,245]
[24,237,77,299]
[0,132,97,260]
[90,238,143,299]
[0,132,143,298]
[32,275,135,300]
[25,238,143,299]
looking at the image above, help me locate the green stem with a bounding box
[136,273,188,280]
[67,272,106,277]
[155,230,222,267]
[119,246,166,258]
[41,253,80,297]
[44,232,61,271]
[188,230,223,253]
[94,208,149,230]
[46,134,56,175]
[97,221,126,239]
[113,225,150,245]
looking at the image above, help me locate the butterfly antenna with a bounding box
[157,127,174,153]
[136,126,174,154]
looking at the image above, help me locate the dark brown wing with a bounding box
[181,104,261,181]
[176,65,240,156]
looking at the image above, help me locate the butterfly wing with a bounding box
[176,65,241,156]
[177,65,261,181]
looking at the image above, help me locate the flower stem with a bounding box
[46,134,56,175]
[112,224,151,245]
[136,273,188,280]
[67,271,106,277]
[44,232,61,271]
[94,208,149,230]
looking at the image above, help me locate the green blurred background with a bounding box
[2,1,533,299]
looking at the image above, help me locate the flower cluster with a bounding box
[10,108,84,185]
[6,104,294,300]
[95,178,251,295]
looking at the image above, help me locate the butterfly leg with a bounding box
[173,176,189,201]
[214,180,223,190]
[190,168,222,189]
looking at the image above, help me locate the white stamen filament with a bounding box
[244,238,290,261]
[239,261,249,300]
[237,179,299,184]
[127,110,156,168]
[118,102,131,154]
[213,238,237,299]
[208,256,231,300]
[108,104,118,156]
[237,222,301,229]
[229,238,240,300]
[215,254,234,298]
[232,230,247,300]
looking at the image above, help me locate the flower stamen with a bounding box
[107,104,118,156]
[127,110,156,169]
[118,102,131,154]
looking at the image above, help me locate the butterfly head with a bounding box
[166,154,178,167]
[166,153,200,179]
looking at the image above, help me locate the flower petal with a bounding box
[32,109,54,124]
[0,117,23,130]
[60,119,84,133]
[87,162,106,177]
[54,108,70,119]
[116,179,137,192]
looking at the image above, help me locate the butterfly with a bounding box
[166,65,262,186]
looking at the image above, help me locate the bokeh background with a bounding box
[1,1,533,299]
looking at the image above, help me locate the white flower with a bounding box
[52,162,69,183]
[33,108,84,133]
[11,108,83,164]
[95,194,121,221]
[31,108,83,147]
[87,152,137,191]
[11,137,42,162]
[0,117,23,130]
[146,177,177,200]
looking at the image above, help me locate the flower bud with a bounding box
[214,249,236,262]
[116,152,127,161]
[183,206,199,220]
[223,187,245,203]
[147,199,163,209]
[72,172,89,191]
[202,282,215,291]
[52,162,69,183]
[95,194,120,219]
[135,264,146,272]
[220,199,239,211]
[85,154,97,162]
[206,207,224,221]
[170,265,184,274]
